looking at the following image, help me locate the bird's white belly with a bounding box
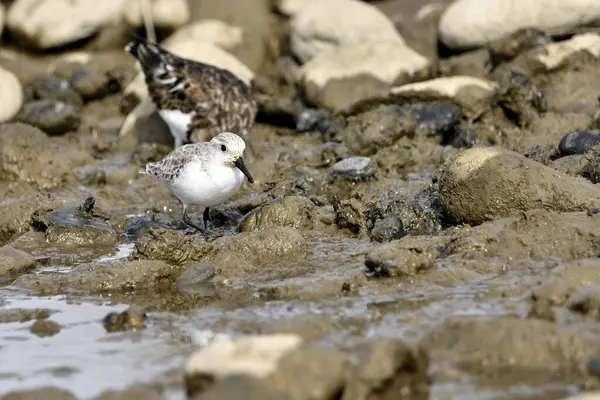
[158,109,192,144]
[169,162,245,207]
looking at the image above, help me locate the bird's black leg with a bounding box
[182,205,208,240]
[203,207,210,231]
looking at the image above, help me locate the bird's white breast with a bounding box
[168,161,245,207]
[158,109,193,144]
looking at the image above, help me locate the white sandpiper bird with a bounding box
[140,132,254,238]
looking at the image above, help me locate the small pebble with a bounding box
[331,156,374,180]
[559,130,600,156]
[296,108,332,133]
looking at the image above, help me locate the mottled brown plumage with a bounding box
[125,38,257,148]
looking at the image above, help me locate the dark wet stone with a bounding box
[0,308,53,323]
[24,74,83,106]
[17,100,81,135]
[0,246,35,276]
[2,387,77,400]
[30,319,61,337]
[559,130,600,156]
[411,103,462,139]
[385,186,444,236]
[124,213,188,240]
[365,238,440,278]
[370,216,407,243]
[103,306,147,333]
[587,357,600,379]
[331,157,374,180]
[321,142,350,166]
[447,124,478,149]
[487,28,553,68]
[346,339,429,400]
[497,71,547,128]
[295,108,332,133]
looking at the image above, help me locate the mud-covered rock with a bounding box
[191,375,289,400]
[439,147,600,225]
[175,263,215,296]
[207,227,307,278]
[332,195,383,238]
[11,260,185,295]
[497,71,546,128]
[1,387,77,400]
[30,318,61,337]
[95,383,165,400]
[17,100,81,135]
[266,345,349,400]
[0,193,60,242]
[370,216,407,243]
[0,245,35,276]
[185,334,303,396]
[31,199,117,248]
[0,123,90,189]
[346,339,429,400]
[559,130,600,157]
[103,305,147,332]
[239,196,316,232]
[384,185,444,236]
[341,105,417,156]
[421,317,593,377]
[365,237,440,278]
[24,74,83,106]
[320,142,351,166]
[133,228,214,266]
[446,211,600,263]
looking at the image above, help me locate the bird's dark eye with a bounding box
[221,145,226,152]
[175,91,186,100]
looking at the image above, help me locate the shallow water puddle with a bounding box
[0,294,191,399]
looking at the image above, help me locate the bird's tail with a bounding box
[124,37,172,76]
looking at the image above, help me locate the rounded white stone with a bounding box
[0,67,23,123]
[290,0,405,64]
[439,0,600,51]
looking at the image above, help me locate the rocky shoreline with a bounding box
[2,0,600,399]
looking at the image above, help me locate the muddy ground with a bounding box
[2,0,600,399]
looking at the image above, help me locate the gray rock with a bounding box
[559,130,600,157]
[24,74,83,106]
[331,157,374,180]
[365,237,440,277]
[18,100,81,135]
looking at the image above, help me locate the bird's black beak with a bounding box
[234,157,254,183]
